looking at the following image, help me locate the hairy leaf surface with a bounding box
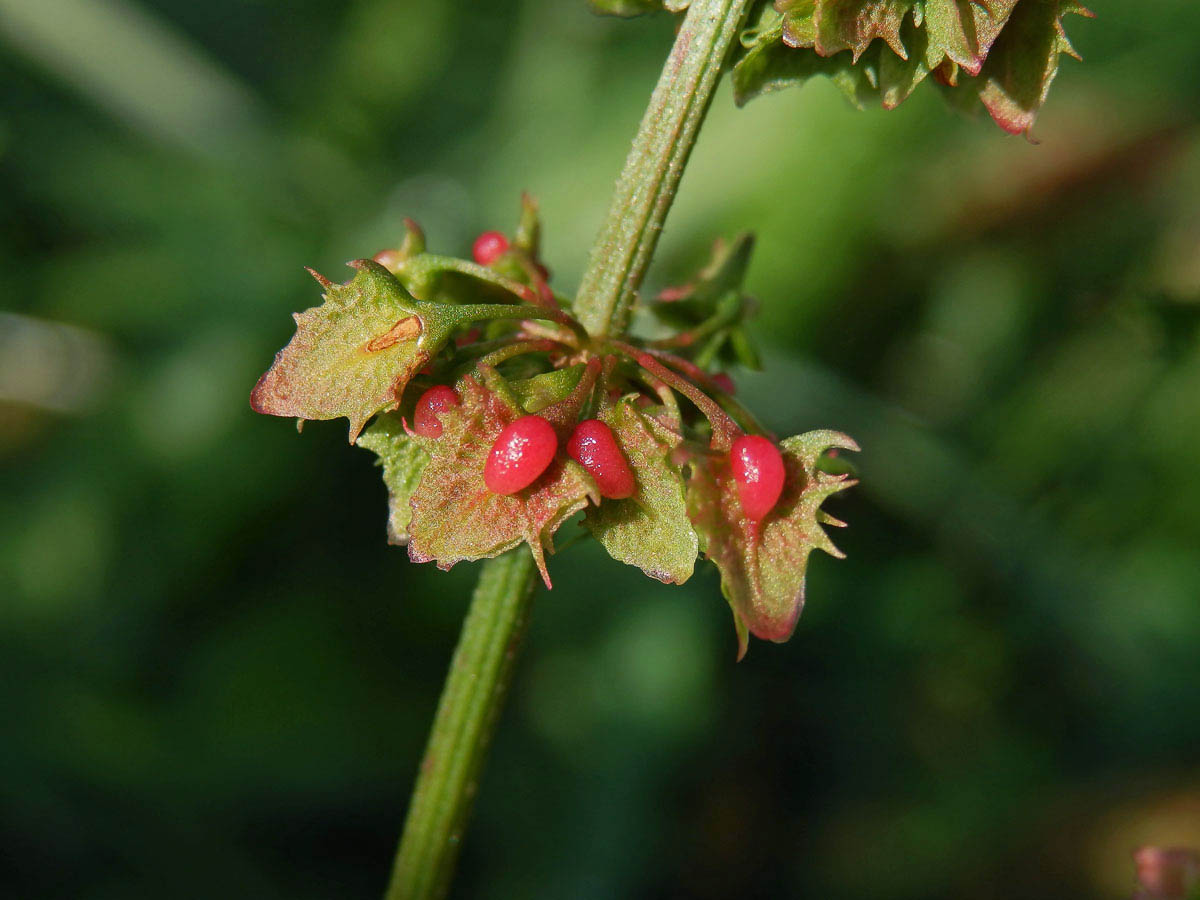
[585,401,698,584]
[730,0,1088,133]
[357,413,430,546]
[408,377,597,587]
[776,0,1018,70]
[689,430,857,658]
[251,261,436,442]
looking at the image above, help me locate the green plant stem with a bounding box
[385,550,537,900]
[574,0,753,338]
[386,2,751,896]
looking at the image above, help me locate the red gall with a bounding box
[484,415,557,495]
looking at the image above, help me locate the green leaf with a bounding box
[688,430,858,658]
[584,401,698,584]
[407,376,598,587]
[940,0,1092,136]
[733,0,1088,134]
[781,0,911,61]
[922,0,1017,74]
[510,364,586,413]
[393,253,537,306]
[251,260,444,443]
[733,18,882,109]
[776,0,1017,67]
[357,413,430,546]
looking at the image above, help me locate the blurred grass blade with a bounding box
[0,0,259,155]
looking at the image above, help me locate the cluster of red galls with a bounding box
[411,383,789,524]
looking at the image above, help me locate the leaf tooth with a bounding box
[813,526,845,559]
[817,510,848,529]
[528,542,553,589]
[733,610,750,662]
[304,266,333,290]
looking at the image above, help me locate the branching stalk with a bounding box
[388,1,751,895]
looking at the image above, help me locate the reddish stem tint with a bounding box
[610,340,740,450]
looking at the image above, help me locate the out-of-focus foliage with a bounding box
[2,1,1199,899]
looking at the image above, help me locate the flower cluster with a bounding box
[251,198,856,657]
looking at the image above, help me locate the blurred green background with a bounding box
[2,0,1199,897]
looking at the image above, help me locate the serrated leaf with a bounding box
[251,260,442,443]
[735,0,1086,134]
[733,21,882,108]
[688,430,858,659]
[407,376,598,587]
[584,401,698,584]
[923,0,1017,75]
[942,0,1092,136]
[356,413,430,545]
[777,0,1017,65]
[784,0,910,61]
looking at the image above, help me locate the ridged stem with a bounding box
[574,0,753,338]
[385,551,537,900]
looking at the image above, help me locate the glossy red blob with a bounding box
[484,415,557,495]
[412,385,459,438]
[472,231,509,266]
[567,419,635,499]
[730,435,786,522]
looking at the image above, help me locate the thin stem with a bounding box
[386,3,751,897]
[573,0,753,338]
[449,303,589,344]
[612,339,740,449]
[386,550,538,900]
[475,339,558,369]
